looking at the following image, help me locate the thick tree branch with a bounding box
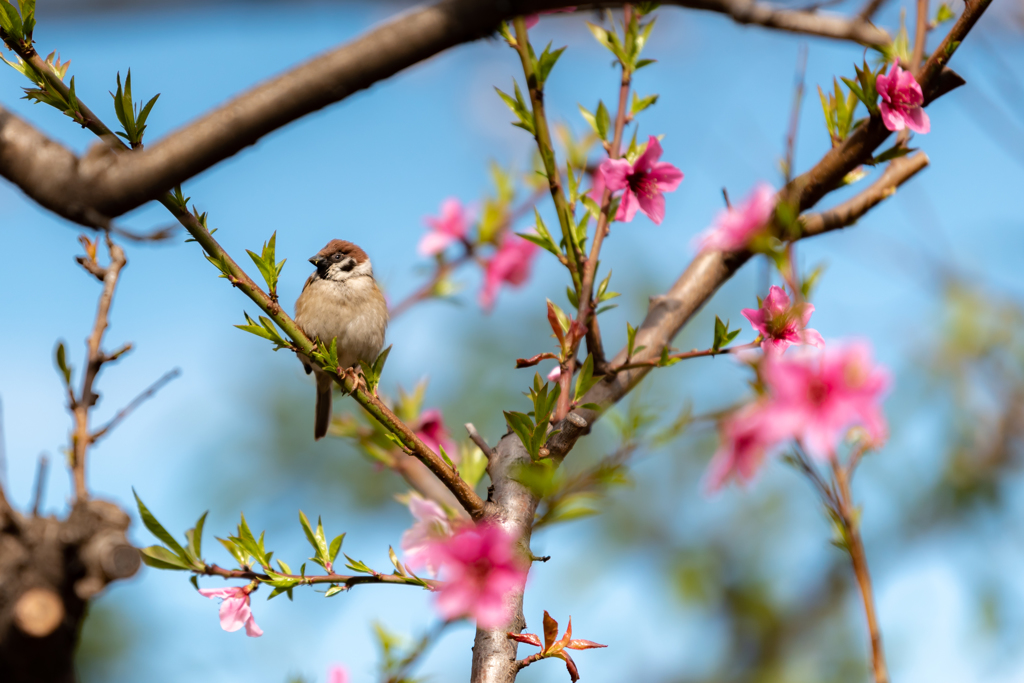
[0,1,888,223]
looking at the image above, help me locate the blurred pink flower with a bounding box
[596,136,684,224]
[762,342,890,458]
[423,523,528,628]
[694,183,776,253]
[524,7,577,29]
[197,585,263,637]
[420,198,470,256]
[741,285,824,355]
[704,402,784,492]
[415,408,459,463]
[876,63,930,134]
[547,365,561,382]
[401,493,453,575]
[479,235,539,311]
[327,665,348,683]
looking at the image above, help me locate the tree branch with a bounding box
[0,1,888,224]
[547,151,929,460]
[199,563,440,590]
[70,235,127,500]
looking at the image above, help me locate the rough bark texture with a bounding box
[0,500,140,683]
[470,434,539,683]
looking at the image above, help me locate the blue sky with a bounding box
[2,2,1024,682]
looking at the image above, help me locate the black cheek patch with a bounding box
[340,260,355,272]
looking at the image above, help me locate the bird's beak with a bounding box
[309,255,325,267]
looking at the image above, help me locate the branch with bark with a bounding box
[0,0,886,226]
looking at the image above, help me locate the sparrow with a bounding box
[294,240,389,440]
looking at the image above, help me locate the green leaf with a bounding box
[566,286,579,310]
[344,554,375,575]
[133,490,188,560]
[439,443,456,470]
[55,341,71,385]
[140,545,190,570]
[712,315,729,352]
[187,511,207,561]
[457,443,488,488]
[328,533,346,564]
[801,263,827,299]
[0,0,24,41]
[578,103,599,136]
[217,537,248,567]
[574,354,600,402]
[324,585,346,597]
[596,270,618,303]
[626,322,638,358]
[935,2,954,22]
[504,410,536,457]
[535,42,566,90]
[595,100,610,141]
[630,92,658,116]
[247,232,286,296]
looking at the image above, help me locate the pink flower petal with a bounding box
[598,158,632,191]
[218,595,250,633]
[905,106,930,134]
[616,188,640,222]
[418,231,457,256]
[634,135,664,170]
[650,162,684,192]
[636,187,666,225]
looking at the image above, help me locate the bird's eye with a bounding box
[331,253,342,262]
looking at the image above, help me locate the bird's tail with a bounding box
[314,371,333,440]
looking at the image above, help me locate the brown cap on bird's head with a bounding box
[308,240,370,268]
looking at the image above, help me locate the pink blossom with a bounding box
[741,285,824,355]
[524,7,577,29]
[419,198,470,256]
[197,585,263,637]
[479,234,539,311]
[422,523,528,628]
[327,665,348,683]
[401,492,453,575]
[596,136,684,225]
[415,408,459,463]
[704,402,784,492]
[547,365,561,382]
[762,342,890,458]
[694,183,776,253]
[876,63,930,134]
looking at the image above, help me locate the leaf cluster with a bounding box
[504,373,561,461]
[507,611,606,683]
[818,78,861,147]
[133,491,207,573]
[245,231,286,299]
[110,70,159,148]
[0,0,34,44]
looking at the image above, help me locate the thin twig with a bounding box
[70,234,127,500]
[90,368,182,443]
[831,459,889,683]
[784,44,809,184]
[612,341,759,372]
[389,187,546,319]
[200,563,440,589]
[465,423,495,458]
[575,3,636,379]
[30,455,48,517]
